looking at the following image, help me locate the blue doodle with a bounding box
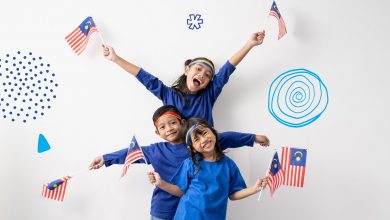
[187,14,203,30]
[38,134,51,153]
[0,51,58,123]
[268,69,329,128]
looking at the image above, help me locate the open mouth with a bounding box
[201,140,212,149]
[193,78,201,87]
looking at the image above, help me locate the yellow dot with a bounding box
[53,184,57,188]
[273,164,278,168]
[296,157,301,161]
[84,25,89,30]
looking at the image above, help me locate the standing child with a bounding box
[149,117,268,220]
[103,31,265,125]
[89,105,270,220]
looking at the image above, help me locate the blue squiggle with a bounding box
[268,69,329,128]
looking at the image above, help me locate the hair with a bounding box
[152,105,184,126]
[171,57,215,104]
[179,117,224,169]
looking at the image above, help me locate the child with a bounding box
[89,105,269,220]
[103,31,265,125]
[148,117,268,220]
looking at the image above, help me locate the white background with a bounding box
[1,0,389,219]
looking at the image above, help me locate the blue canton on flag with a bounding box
[267,151,284,196]
[269,1,287,40]
[290,148,307,166]
[65,16,99,55]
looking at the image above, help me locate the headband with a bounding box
[160,111,182,120]
[185,123,203,146]
[189,59,215,74]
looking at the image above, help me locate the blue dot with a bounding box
[41,113,44,116]
[23,66,26,69]
[20,108,23,111]
[38,80,41,83]
[6,75,9,79]
[47,98,50,102]
[26,113,29,117]
[40,99,43,102]
[1,109,4,112]
[13,63,16,66]
[53,95,56,98]
[44,78,47,81]
[6,103,9,106]
[29,98,32,101]
[22,99,25,102]
[55,84,58,87]
[23,56,26,59]
[6,54,9,57]
[9,112,12,115]
[11,119,15,122]
[50,89,53,92]
[4,89,7,92]
[28,107,31,110]
[29,52,32,55]
[35,110,38,113]
[28,62,31,65]
[45,86,48,89]
[3,115,6,118]
[30,90,34,93]
[32,84,35,86]
[17,93,20,96]
[33,58,36,61]
[39,57,42,60]
[17,51,21,54]
[43,94,47,96]
[30,77,33,80]
[35,93,38,96]
[13,106,16,109]
[23,120,26,123]
[17,113,20,116]
[13,57,16,60]
[17,72,20,76]
[33,116,36,120]
[52,73,55,77]
[40,71,43,74]
[48,106,51,109]
[29,69,32,72]
[5,68,9,71]
[16,68,19,71]
[8,94,11,97]
[47,64,50,67]
[5,60,8,63]
[40,63,43,66]
[19,61,22,64]
[41,106,45,109]
[38,87,41,90]
[46,70,49,73]
[35,103,38,106]
[13,98,17,101]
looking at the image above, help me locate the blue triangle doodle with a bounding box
[38,134,51,153]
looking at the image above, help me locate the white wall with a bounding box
[1,0,389,219]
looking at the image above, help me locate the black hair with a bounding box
[171,57,215,106]
[152,105,184,125]
[179,117,224,170]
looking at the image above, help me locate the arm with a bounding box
[228,31,265,67]
[148,171,184,197]
[103,46,141,77]
[229,177,267,200]
[218,132,270,150]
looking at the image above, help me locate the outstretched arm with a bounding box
[229,31,265,67]
[103,45,141,77]
[218,132,270,150]
[148,171,184,197]
[229,177,267,200]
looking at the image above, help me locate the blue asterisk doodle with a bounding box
[187,14,203,30]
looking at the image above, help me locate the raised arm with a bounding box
[229,177,267,200]
[229,31,265,67]
[148,171,184,197]
[103,45,141,77]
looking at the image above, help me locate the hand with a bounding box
[102,45,117,61]
[247,31,265,47]
[147,171,162,186]
[255,135,270,147]
[253,177,268,192]
[89,156,104,170]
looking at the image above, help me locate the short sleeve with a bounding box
[170,159,193,193]
[228,160,247,196]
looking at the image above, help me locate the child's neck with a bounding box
[202,152,217,162]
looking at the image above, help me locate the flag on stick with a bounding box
[267,151,285,196]
[42,176,72,202]
[121,136,146,177]
[65,16,98,55]
[281,147,307,187]
[269,1,287,40]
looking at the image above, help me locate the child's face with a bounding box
[155,115,183,144]
[184,64,213,93]
[190,127,216,155]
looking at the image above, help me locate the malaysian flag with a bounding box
[121,136,146,177]
[65,16,98,55]
[267,151,285,196]
[42,176,72,202]
[269,1,287,40]
[281,147,307,187]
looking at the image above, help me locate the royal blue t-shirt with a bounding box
[136,61,236,126]
[103,132,254,220]
[171,156,246,220]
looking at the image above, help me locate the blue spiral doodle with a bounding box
[0,51,58,123]
[268,69,328,128]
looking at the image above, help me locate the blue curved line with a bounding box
[268,68,329,128]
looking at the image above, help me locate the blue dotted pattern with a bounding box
[0,51,58,123]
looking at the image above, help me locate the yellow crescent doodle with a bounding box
[130,141,135,149]
[294,151,303,162]
[273,158,278,168]
[84,21,92,30]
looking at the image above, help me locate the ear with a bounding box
[184,66,190,76]
[180,119,186,125]
[155,129,159,135]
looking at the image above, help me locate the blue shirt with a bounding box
[136,61,236,125]
[103,132,255,220]
[171,156,246,220]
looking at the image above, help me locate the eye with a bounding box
[159,125,165,130]
[205,73,211,79]
[202,131,208,136]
